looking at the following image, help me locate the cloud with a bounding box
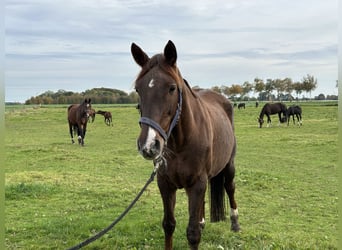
[5,0,338,102]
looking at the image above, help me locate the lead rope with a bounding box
[67,161,161,250]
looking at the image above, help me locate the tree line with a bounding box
[210,74,334,101]
[24,74,337,105]
[25,87,139,105]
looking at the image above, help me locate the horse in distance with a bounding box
[67,98,92,146]
[286,105,302,126]
[258,102,287,128]
[131,40,240,250]
[88,108,96,123]
[96,110,113,126]
[238,103,245,109]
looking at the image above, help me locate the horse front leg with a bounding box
[78,125,84,146]
[158,176,176,250]
[69,123,75,144]
[186,179,207,250]
[267,114,271,127]
[81,124,87,146]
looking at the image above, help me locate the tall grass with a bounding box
[5,102,338,249]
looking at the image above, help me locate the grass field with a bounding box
[5,101,338,249]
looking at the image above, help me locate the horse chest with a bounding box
[161,150,210,188]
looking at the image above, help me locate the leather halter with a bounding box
[139,87,182,142]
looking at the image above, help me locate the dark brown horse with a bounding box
[238,103,245,109]
[96,110,113,126]
[286,105,302,126]
[131,40,240,250]
[67,98,92,146]
[257,102,287,128]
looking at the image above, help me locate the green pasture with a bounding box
[5,101,338,249]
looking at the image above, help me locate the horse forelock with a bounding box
[135,54,183,87]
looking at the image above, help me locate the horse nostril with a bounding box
[154,139,160,152]
[140,139,161,160]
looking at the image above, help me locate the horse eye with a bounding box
[169,84,176,94]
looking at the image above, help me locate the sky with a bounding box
[5,0,338,103]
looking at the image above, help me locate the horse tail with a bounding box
[209,171,226,222]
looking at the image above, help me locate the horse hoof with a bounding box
[231,223,240,232]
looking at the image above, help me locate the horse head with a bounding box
[81,98,92,118]
[131,40,183,161]
[257,117,264,128]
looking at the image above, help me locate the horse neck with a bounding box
[259,108,266,119]
[169,81,200,147]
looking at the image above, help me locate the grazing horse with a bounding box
[258,102,287,128]
[67,98,92,146]
[131,40,240,250]
[238,103,245,109]
[286,105,302,126]
[96,110,113,126]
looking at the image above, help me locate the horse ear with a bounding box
[88,98,91,103]
[131,43,149,67]
[164,40,177,66]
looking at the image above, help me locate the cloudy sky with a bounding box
[5,0,338,102]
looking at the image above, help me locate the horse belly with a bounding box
[209,114,235,176]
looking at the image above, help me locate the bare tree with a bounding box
[253,77,265,100]
[302,74,317,98]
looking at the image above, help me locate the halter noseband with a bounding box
[139,88,182,142]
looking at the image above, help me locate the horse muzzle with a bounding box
[137,126,164,160]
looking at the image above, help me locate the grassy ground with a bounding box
[5,101,338,249]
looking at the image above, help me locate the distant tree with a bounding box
[273,78,283,100]
[242,81,253,99]
[221,85,231,98]
[265,79,275,101]
[254,78,265,100]
[293,81,303,100]
[283,77,294,99]
[211,86,222,94]
[315,93,325,100]
[302,74,317,98]
[229,84,243,100]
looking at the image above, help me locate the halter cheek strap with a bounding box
[139,117,168,141]
[139,88,183,142]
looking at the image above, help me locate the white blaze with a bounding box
[145,127,157,150]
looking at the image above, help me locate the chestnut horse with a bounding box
[96,110,113,126]
[131,40,240,250]
[67,98,92,146]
